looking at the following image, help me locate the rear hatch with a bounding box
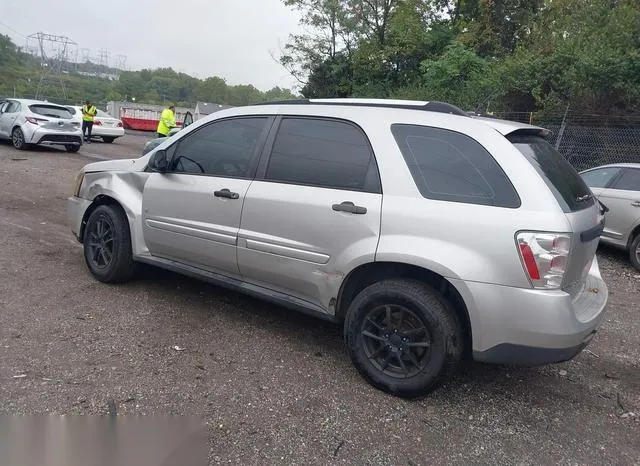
[29,104,78,132]
[508,131,603,297]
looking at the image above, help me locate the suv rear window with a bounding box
[29,105,73,119]
[391,124,520,208]
[508,134,595,212]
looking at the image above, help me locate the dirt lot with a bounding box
[0,133,639,464]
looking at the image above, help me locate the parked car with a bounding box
[68,106,125,143]
[142,111,193,155]
[0,99,82,152]
[580,163,640,270]
[67,98,608,398]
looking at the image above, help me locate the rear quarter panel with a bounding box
[354,115,572,288]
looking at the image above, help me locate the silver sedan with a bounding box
[580,163,640,270]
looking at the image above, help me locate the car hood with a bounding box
[83,158,137,173]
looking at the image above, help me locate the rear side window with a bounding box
[391,124,520,208]
[580,167,621,188]
[265,117,380,193]
[612,168,640,192]
[509,134,595,212]
[29,105,72,119]
[5,101,21,113]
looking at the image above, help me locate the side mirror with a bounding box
[148,149,170,173]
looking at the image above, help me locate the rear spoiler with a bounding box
[505,128,554,139]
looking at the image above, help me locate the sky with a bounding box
[0,0,302,91]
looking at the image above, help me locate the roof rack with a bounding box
[252,98,469,117]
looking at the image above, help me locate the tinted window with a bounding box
[29,105,72,119]
[580,167,621,188]
[265,118,380,192]
[5,101,21,113]
[509,134,594,212]
[171,117,267,178]
[612,168,640,192]
[391,124,520,207]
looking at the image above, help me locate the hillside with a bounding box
[0,34,297,107]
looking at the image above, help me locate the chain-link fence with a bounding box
[495,111,640,171]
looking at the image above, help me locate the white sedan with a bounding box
[69,106,125,143]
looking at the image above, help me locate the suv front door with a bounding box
[237,117,383,311]
[142,116,272,276]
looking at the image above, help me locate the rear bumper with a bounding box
[92,127,125,138]
[29,128,83,146]
[452,256,608,365]
[67,196,93,241]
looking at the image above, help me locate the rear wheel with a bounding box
[102,137,115,143]
[66,145,80,153]
[11,127,26,150]
[630,233,640,271]
[83,205,137,283]
[344,279,463,398]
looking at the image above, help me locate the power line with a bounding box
[0,20,27,38]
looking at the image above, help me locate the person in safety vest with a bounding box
[81,100,98,142]
[157,105,177,138]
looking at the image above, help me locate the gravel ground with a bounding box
[0,135,639,465]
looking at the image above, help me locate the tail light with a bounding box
[516,232,571,289]
[25,116,48,125]
[94,120,102,126]
[116,121,123,127]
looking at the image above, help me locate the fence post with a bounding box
[555,103,570,150]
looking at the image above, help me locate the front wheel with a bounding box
[66,145,80,153]
[344,279,463,398]
[83,204,137,283]
[11,127,26,150]
[630,233,640,271]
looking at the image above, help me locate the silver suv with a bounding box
[67,99,608,397]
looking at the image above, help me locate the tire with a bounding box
[102,137,115,143]
[344,279,463,398]
[66,145,80,153]
[11,127,26,150]
[630,233,640,272]
[83,204,137,283]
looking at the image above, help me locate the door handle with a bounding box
[632,201,640,207]
[332,201,367,215]
[214,188,239,200]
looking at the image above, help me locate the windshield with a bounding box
[509,134,595,212]
[29,105,73,119]
[96,109,111,118]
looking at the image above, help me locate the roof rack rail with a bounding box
[252,99,468,117]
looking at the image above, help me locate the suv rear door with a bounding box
[237,116,383,311]
[142,116,272,276]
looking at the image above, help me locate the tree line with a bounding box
[0,34,296,107]
[279,0,640,117]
